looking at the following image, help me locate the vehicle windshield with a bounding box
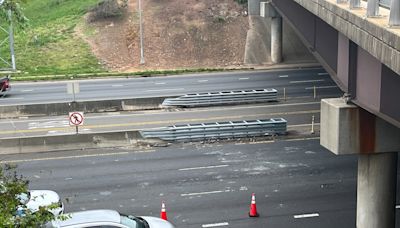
[120,215,138,228]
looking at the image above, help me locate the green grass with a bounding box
[4,0,104,76]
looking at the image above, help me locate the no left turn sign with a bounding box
[69,112,84,126]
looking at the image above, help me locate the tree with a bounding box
[0,0,29,28]
[0,164,56,227]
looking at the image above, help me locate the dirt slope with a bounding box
[77,0,249,72]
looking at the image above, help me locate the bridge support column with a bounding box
[357,152,397,228]
[321,98,400,228]
[271,15,282,64]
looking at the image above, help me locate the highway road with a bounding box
[4,139,400,227]
[0,68,341,105]
[0,101,322,138]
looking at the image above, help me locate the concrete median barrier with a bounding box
[0,96,176,118]
[0,131,146,155]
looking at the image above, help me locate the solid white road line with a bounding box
[111,84,124,87]
[155,82,166,85]
[179,165,229,171]
[198,80,209,82]
[279,75,289,78]
[294,213,320,219]
[202,222,229,227]
[146,88,185,92]
[305,85,338,90]
[290,79,324,84]
[181,190,230,197]
[318,72,329,75]
[239,77,249,80]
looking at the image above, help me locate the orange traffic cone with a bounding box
[160,201,168,220]
[249,193,259,217]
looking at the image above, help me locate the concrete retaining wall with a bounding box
[0,131,145,155]
[0,96,175,118]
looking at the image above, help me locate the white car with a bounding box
[17,190,64,216]
[47,209,175,228]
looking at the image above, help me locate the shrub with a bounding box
[87,0,128,22]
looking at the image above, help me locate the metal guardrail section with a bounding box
[140,118,287,141]
[162,89,278,107]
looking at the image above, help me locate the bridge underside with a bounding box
[271,0,400,129]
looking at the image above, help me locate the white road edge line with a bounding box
[294,213,320,219]
[202,222,229,227]
[305,85,338,90]
[181,190,230,197]
[290,79,325,84]
[179,165,229,171]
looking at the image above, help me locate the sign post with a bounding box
[69,112,84,134]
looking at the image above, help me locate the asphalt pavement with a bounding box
[0,68,340,105]
[4,138,399,228]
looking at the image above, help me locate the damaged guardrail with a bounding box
[162,89,278,107]
[140,118,287,141]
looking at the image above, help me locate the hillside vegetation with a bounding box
[1,0,248,76]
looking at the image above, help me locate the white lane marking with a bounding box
[305,85,338,90]
[179,165,229,171]
[202,222,229,227]
[21,89,34,92]
[239,77,249,80]
[181,190,230,197]
[318,72,329,75]
[155,82,166,85]
[0,97,24,100]
[111,84,124,87]
[198,80,209,82]
[294,213,319,219]
[396,205,400,209]
[279,75,289,78]
[146,88,185,92]
[290,79,324,84]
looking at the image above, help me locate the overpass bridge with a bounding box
[248,0,400,227]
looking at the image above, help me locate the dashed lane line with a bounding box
[202,222,229,227]
[181,190,230,197]
[294,213,320,219]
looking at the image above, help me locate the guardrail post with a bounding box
[283,88,286,101]
[389,0,400,26]
[311,115,315,134]
[367,0,380,17]
[350,0,361,9]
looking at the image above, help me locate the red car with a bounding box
[0,76,10,97]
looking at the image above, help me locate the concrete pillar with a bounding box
[248,0,261,16]
[389,0,400,26]
[357,152,397,228]
[271,14,282,64]
[366,0,380,17]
